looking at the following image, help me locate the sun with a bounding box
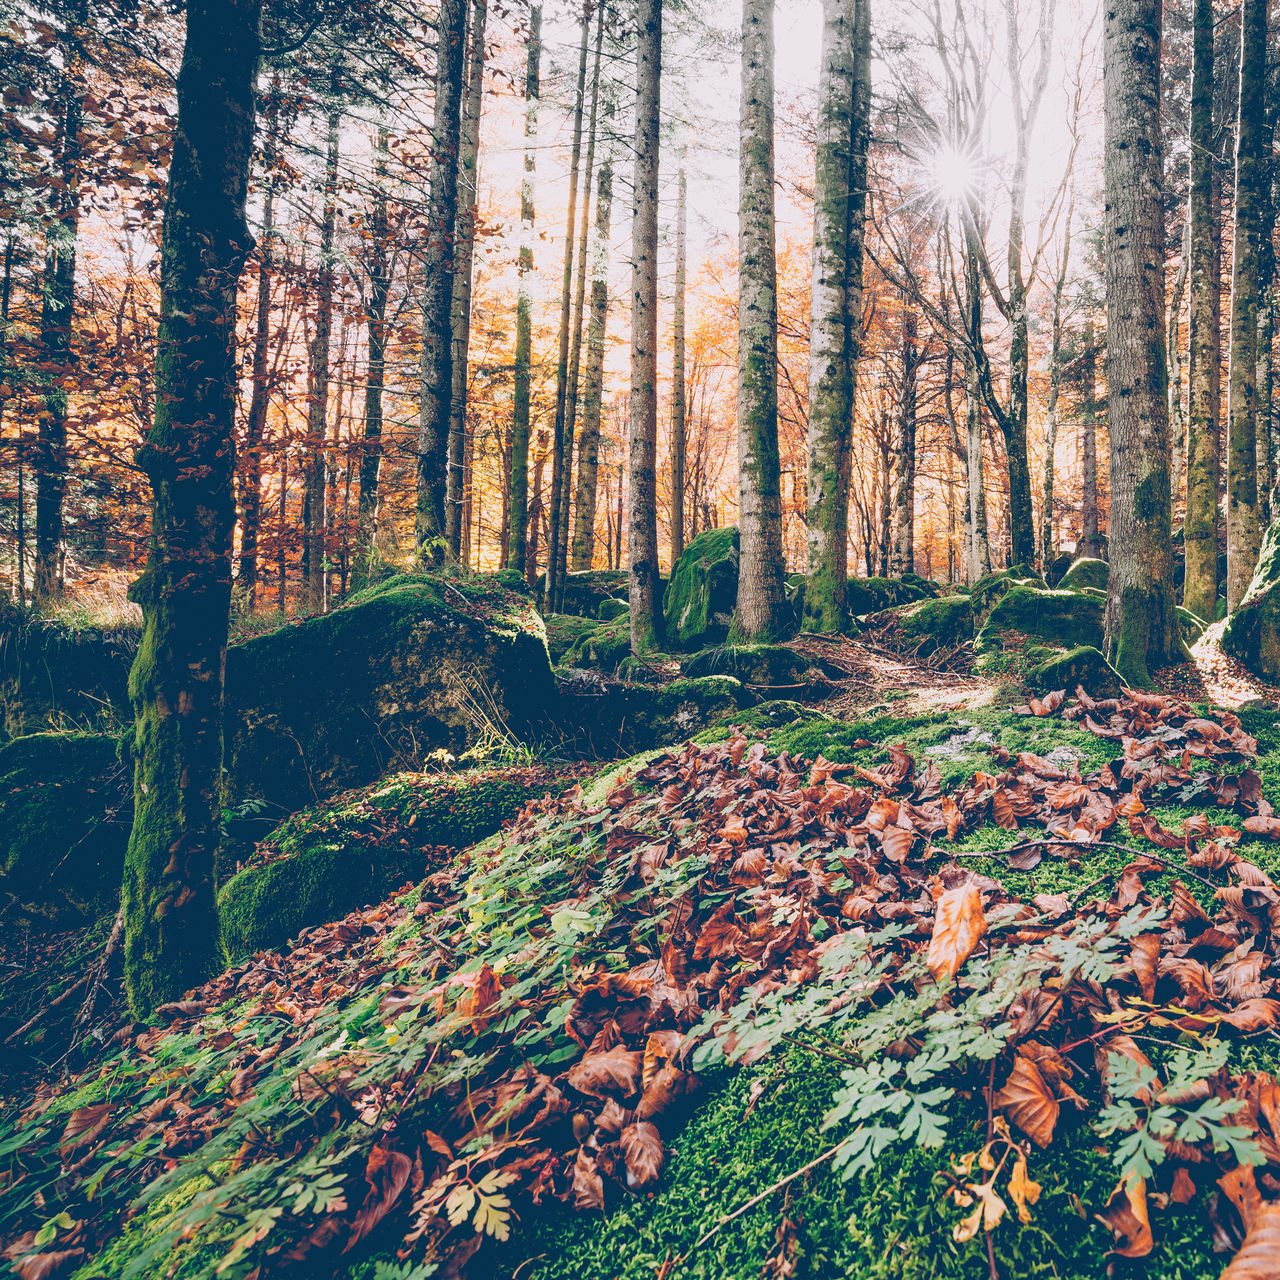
[926,144,980,208]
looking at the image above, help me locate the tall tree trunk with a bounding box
[1041,190,1074,570]
[304,103,340,613]
[122,0,260,1016]
[351,125,390,594]
[544,2,592,612]
[555,5,605,608]
[670,153,688,568]
[877,427,890,577]
[33,7,85,607]
[570,109,615,572]
[1256,70,1277,524]
[1079,320,1103,557]
[508,6,541,574]
[804,0,868,631]
[1168,217,1190,499]
[1102,0,1177,686]
[628,0,663,652]
[1184,0,1219,620]
[1225,0,1267,609]
[734,0,791,641]
[890,302,918,576]
[446,0,489,557]
[416,0,466,556]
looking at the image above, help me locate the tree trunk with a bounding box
[670,154,688,569]
[508,6,541,574]
[1102,0,1178,686]
[804,0,867,631]
[122,0,260,1016]
[628,0,664,652]
[1168,216,1190,500]
[1040,192,1074,571]
[570,110,615,572]
[1184,0,1218,621]
[304,103,340,614]
[416,0,466,556]
[446,0,489,557]
[1256,69,1277,524]
[1225,0,1267,609]
[890,301,918,576]
[1079,321,1103,557]
[734,0,791,641]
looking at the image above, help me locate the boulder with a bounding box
[894,595,975,652]
[969,566,1049,630]
[846,576,932,616]
[900,572,943,599]
[534,569,629,618]
[1028,646,1123,699]
[0,731,132,920]
[597,597,629,622]
[681,644,813,689]
[561,616,633,671]
[545,613,599,663]
[223,571,556,813]
[1058,557,1109,592]
[1046,551,1074,587]
[976,587,1104,653]
[664,527,741,649]
[1223,523,1280,678]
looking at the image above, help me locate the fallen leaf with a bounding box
[619,1120,664,1189]
[993,1057,1059,1148]
[927,883,987,984]
[1098,1173,1153,1258]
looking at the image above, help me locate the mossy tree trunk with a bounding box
[890,300,918,577]
[123,0,260,1017]
[1255,68,1277,525]
[1226,0,1268,610]
[804,0,869,632]
[1184,0,1219,621]
[670,154,688,568]
[628,0,664,652]
[1102,0,1177,687]
[508,6,541,574]
[416,0,466,558]
[570,101,615,573]
[734,0,792,642]
[446,0,489,559]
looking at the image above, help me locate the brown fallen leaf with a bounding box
[1098,1173,1153,1258]
[927,883,986,984]
[619,1120,665,1190]
[567,1045,644,1100]
[572,1145,605,1210]
[993,1057,1059,1148]
[347,1146,410,1247]
[59,1104,113,1155]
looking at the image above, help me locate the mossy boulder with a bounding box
[223,571,556,813]
[535,569,629,618]
[1029,646,1123,699]
[976,586,1105,654]
[1058,557,1109,592]
[1046,550,1074,586]
[895,594,975,651]
[0,731,132,920]
[1223,523,1280,678]
[0,602,139,737]
[845,575,931,616]
[681,644,812,688]
[218,765,572,960]
[596,597,629,622]
[970,566,1050,629]
[664,526,740,649]
[561,616,633,671]
[545,614,599,663]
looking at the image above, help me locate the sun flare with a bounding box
[927,144,980,206]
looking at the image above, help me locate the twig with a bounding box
[4,971,91,1046]
[985,838,1222,891]
[72,904,126,1039]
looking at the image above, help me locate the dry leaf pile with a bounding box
[6,688,1280,1279]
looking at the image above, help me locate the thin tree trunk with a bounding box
[734,0,791,641]
[122,0,260,1015]
[1102,0,1177,685]
[1256,67,1277,525]
[1226,0,1267,608]
[446,0,489,557]
[1041,189,1074,571]
[1079,320,1103,557]
[1168,215,1190,500]
[628,0,663,652]
[508,6,541,574]
[890,302,918,576]
[670,153,688,568]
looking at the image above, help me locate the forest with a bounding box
[12,0,1280,1275]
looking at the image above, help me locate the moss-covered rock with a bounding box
[1058,557,1109,592]
[680,644,812,688]
[596,597,629,622]
[561,616,633,671]
[663,527,740,650]
[1028,645,1123,699]
[969,565,1049,629]
[1046,550,1074,586]
[976,586,1105,653]
[1223,523,1280,678]
[223,571,556,813]
[895,594,975,650]
[845,575,931,616]
[0,601,138,737]
[0,731,132,920]
[900,571,942,598]
[545,614,599,663]
[532,569,629,618]
[218,765,572,959]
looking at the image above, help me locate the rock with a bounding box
[664,526,741,649]
[1046,551,1074,587]
[1028,646,1123,699]
[545,614,600,663]
[969,567,1050,630]
[975,587,1104,653]
[894,595,975,652]
[534,568,629,618]
[561,616,633,671]
[900,572,943,599]
[597,597,630,622]
[223,571,556,813]
[1058,557,1109,592]
[1223,523,1280,678]
[846,576,932,616]
[681,644,813,688]
[0,731,132,920]
[218,766,570,960]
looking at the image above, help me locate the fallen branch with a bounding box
[73,904,126,1039]
[4,970,91,1047]
[987,838,1221,891]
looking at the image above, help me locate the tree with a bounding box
[734,0,791,642]
[1102,0,1177,687]
[508,6,541,574]
[122,0,261,1016]
[628,0,663,653]
[416,0,466,556]
[889,301,920,575]
[1039,184,1073,567]
[1225,0,1268,610]
[1184,0,1218,621]
[670,153,688,567]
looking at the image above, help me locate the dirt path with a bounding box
[1188,621,1280,709]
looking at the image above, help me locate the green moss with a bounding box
[0,731,132,920]
[681,644,812,687]
[845,576,930,617]
[664,527,741,650]
[895,595,975,650]
[596,597,630,622]
[562,617,634,671]
[545,613,599,663]
[976,587,1104,654]
[1223,522,1280,678]
[1028,645,1123,698]
[1057,557,1109,591]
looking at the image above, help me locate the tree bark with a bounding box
[670,154,688,567]
[416,0,466,555]
[734,0,791,641]
[1225,0,1267,609]
[1079,318,1103,557]
[508,6,541,574]
[446,0,489,557]
[1256,67,1277,525]
[1040,201,1072,570]
[1102,0,1177,686]
[122,0,260,1016]
[890,301,918,576]
[628,0,664,652]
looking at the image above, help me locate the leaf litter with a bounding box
[5,687,1280,1277]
